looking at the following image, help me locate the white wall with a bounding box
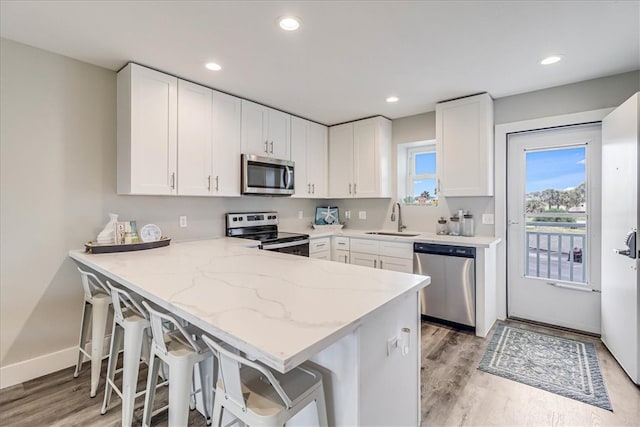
[0,39,319,386]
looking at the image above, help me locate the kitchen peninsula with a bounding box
[69,238,429,426]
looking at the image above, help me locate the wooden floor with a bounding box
[1,320,638,426]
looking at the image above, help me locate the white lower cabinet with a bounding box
[349,238,413,273]
[309,237,331,259]
[331,236,351,263]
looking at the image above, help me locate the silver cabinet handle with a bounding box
[374,259,377,268]
[354,183,357,194]
[343,255,348,264]
[308,183,311,194]
[349,183,352,194]
[380,260,383,269]
[316,243,326,248]
[208,175,212,191]
[264,140,269,153]
[270,141,274,154]
[215,175,219,191]
[312,183,315,194]
[170,172,175,189]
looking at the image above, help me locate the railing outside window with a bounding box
[525,222,587,284]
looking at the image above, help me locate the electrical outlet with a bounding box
[345,210,351,219]
[298,210,303,219]
[358,211,367,220]
[179,216,187,228]
[482,213,494,225]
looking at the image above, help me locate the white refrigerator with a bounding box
[601,92,639,385]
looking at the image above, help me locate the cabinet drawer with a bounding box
[333,236,350,250]
[378,241,413,259]
[350,238,379,254]
[309,237,331,254]
[379,255,413,273]
[310,250,330,260]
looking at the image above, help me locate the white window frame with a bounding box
[406,143,437,200]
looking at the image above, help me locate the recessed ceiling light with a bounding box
[386,96,399,103]
[279,16,301,31]
[205,62,222,71]
[540,55,563,65]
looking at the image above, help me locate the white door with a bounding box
[306,121,328,198]
[241,100,269,156]
[601,93,639,384]
[177,80,213,196]
[328,123,354,198]
[211,90,241,196]
[267,108,291,159]
[507,124,602,333]
[353,119,378,197]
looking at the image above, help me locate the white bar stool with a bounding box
[101,282,154,426]
[74,267,112,398]
[142,302,213,427]
[201,334,328,427]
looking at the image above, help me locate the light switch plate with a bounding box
[358,211,367,220]
[482,213,494,225]
[298,210,303,219]
[345,211,351,219]
[179,216,187,227]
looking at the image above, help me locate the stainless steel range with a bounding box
[225,212,309,257]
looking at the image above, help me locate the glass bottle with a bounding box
[462,212,474,236]
[449,216,460,236]
[437,217,448,235]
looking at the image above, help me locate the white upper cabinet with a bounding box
[291,117,328,198]
[118,63,178,195]
[177,81,242,196]
[328,116,391,198]
[241,100,291,159]
[436,93,494,196]
[118,64,241,197]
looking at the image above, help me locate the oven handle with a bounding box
[261,239,309,250]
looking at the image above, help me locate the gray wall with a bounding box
[0,39,318,369]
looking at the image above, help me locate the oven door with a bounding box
[261,239,309,257]
[242,154,294,195]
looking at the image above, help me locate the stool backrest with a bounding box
[106,281,148,323]
[201,334,293,411]
[77,268,110,298]
[142,301,202,355]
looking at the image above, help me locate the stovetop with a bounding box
[225,212,308,244]
[241,231,308,244]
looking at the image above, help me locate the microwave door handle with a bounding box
[283,166,292,189]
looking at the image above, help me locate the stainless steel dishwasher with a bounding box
[413,243,476,328]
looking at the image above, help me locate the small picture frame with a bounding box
[315,206,339,225]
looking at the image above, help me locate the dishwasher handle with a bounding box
[413,242,475,258]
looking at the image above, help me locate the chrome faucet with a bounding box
[392,202,407,232]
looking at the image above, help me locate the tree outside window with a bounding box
[405,144,438,205]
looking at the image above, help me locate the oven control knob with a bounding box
[233,217,237,222]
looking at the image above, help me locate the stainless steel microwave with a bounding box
[241,154,294,196]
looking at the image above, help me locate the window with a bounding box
[398,141,438,205]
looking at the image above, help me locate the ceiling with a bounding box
[1,1,638,125]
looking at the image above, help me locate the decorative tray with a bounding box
[85,237,171,254]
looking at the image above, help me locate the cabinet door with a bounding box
[307,122,328,198]
[353,119,379,197]
[177,80,213,196]
[120,64,178,195]
[290,117,309,197]
[241,100,269,157]
[436,93,493,196]
[332,249,351,264]
[211,90,241,196]
[379,255,413,273]
[328,123,354,198]
[267,108,291,159]
[350,252,378,269]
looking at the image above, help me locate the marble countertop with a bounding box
[301,228,501,248]
[69,238,429,373]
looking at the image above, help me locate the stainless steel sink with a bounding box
[365,232,420,237]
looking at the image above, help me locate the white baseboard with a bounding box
[0,335,112,390]
[0,346,77,389]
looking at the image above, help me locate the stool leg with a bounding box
[142,351,161,427]
[101,319,123,414]
[315,386,328,427]
[74,301,92,378]
[211,391,223,427]
[198,358,213,425]
[168,358,194,427]
[121,323,146,427]
[90,298,110,397]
